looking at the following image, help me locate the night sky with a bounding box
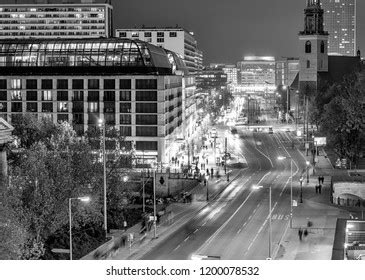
[113,0,365,64]
[1,0,364,64]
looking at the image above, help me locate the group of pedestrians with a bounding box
[298,228,308,241]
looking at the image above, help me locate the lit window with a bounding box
[42,90,52,101]
[10,79,21,89]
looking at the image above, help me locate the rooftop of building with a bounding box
[0,37,188,75]
[116,25,195,36]
[0,0,111,5]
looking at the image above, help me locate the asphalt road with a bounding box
[140,127,307,260]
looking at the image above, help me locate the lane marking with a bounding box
[173,245,181,251]
[184,237,189,242]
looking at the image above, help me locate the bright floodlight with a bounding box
[277,156,286,161]
[252,185,263,190]
[122,175,129,182]
[282,85,288,90]
[306,161,310,165]
[79,196,90,202]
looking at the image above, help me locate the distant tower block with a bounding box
[0,118,14,194]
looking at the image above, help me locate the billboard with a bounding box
[314,137,326,146]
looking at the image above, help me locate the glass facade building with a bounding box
[0,38,187,164]
[0,2,113,39]
[321,0,356,56]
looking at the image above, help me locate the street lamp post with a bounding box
[69,196,90,260]
[153,170,157,239]
[306,161,310,183]
[278,156,293,228]
[206,175,209,201]
[253,185,272,259]
[98,119,107,238]
[299,177,303,203]
[283,86,290,124]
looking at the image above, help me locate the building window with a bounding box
[104,79,115,89]
[72,79,84,89]
[169,32,177,37]
[305,41,311,53]
[157,32,164,37]
[120,103,131,113]
[57,114,68,123]
[119,32,126,37]
[26,79,37,89]
[104,91,115,101]
[41,79,53,89]
[136,114,157,125]
[88,79,99,89]
[120,91,131,101]
[105,114,115,125]
[26,102,37,112]
[73,90,84,101]
[0,91,7,100]
[104,102,115,113]
[11,91,22,100]
[136,103,157,113]
[42,90,52,101]
[136,91,157,101]
[0,102,7,112]
[26,91,37,101]
[57,79,68,89]
[306,60,310,68]
[57,91,68,101]
[119,79,131,89]
[136,126,157,137]
[131,32,139,37]
[57,102,68,112]
[73,113,84,124]
[0,79,7,89]
[88,102,99,113]
[120,126,131,136]
[10,79,21,89]
[120,114,131,124]
[136,79,157,89]
[136,141,158,151]
[11,102,22,112]
[144,32,152,37]
[320,41,325,53]
[157,38,164,43]
[88,91,99,101]
[42,102,53,112]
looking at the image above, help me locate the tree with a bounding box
[320,74,365,166]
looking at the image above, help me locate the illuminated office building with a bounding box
[321,0,356,56]
[0,0,113,39]
[0,38,186,164]
[116,27,201,73]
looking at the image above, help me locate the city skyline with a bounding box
[111,0,365,64]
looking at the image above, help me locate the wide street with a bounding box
[138,125,308,260]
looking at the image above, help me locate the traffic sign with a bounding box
[51,248,70,254]
[292,200,298,207]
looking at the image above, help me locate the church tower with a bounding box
[299,0,329,95]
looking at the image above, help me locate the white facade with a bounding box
[222,65,238,85]
[0,2,113,39]
[116,28,199,73]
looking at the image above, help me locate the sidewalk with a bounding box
[82,168,241,260]
[274,148,349,260]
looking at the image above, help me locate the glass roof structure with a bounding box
[0,38,187,75]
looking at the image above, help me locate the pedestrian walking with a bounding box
[315,184,318,194]
[318,176,321,184]
[298,228,303,241]
[321,176,324,184]
[304,229,308,238]
[206,168,210,176]
[319,184,322,194]
[211,168,214,177]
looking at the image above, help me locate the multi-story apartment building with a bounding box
[321,0,356,56]
[196,49,204,71]
[115,27,200,73]
[196,66,227,90]
[0,0,113,39]
[0,37,186,165]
